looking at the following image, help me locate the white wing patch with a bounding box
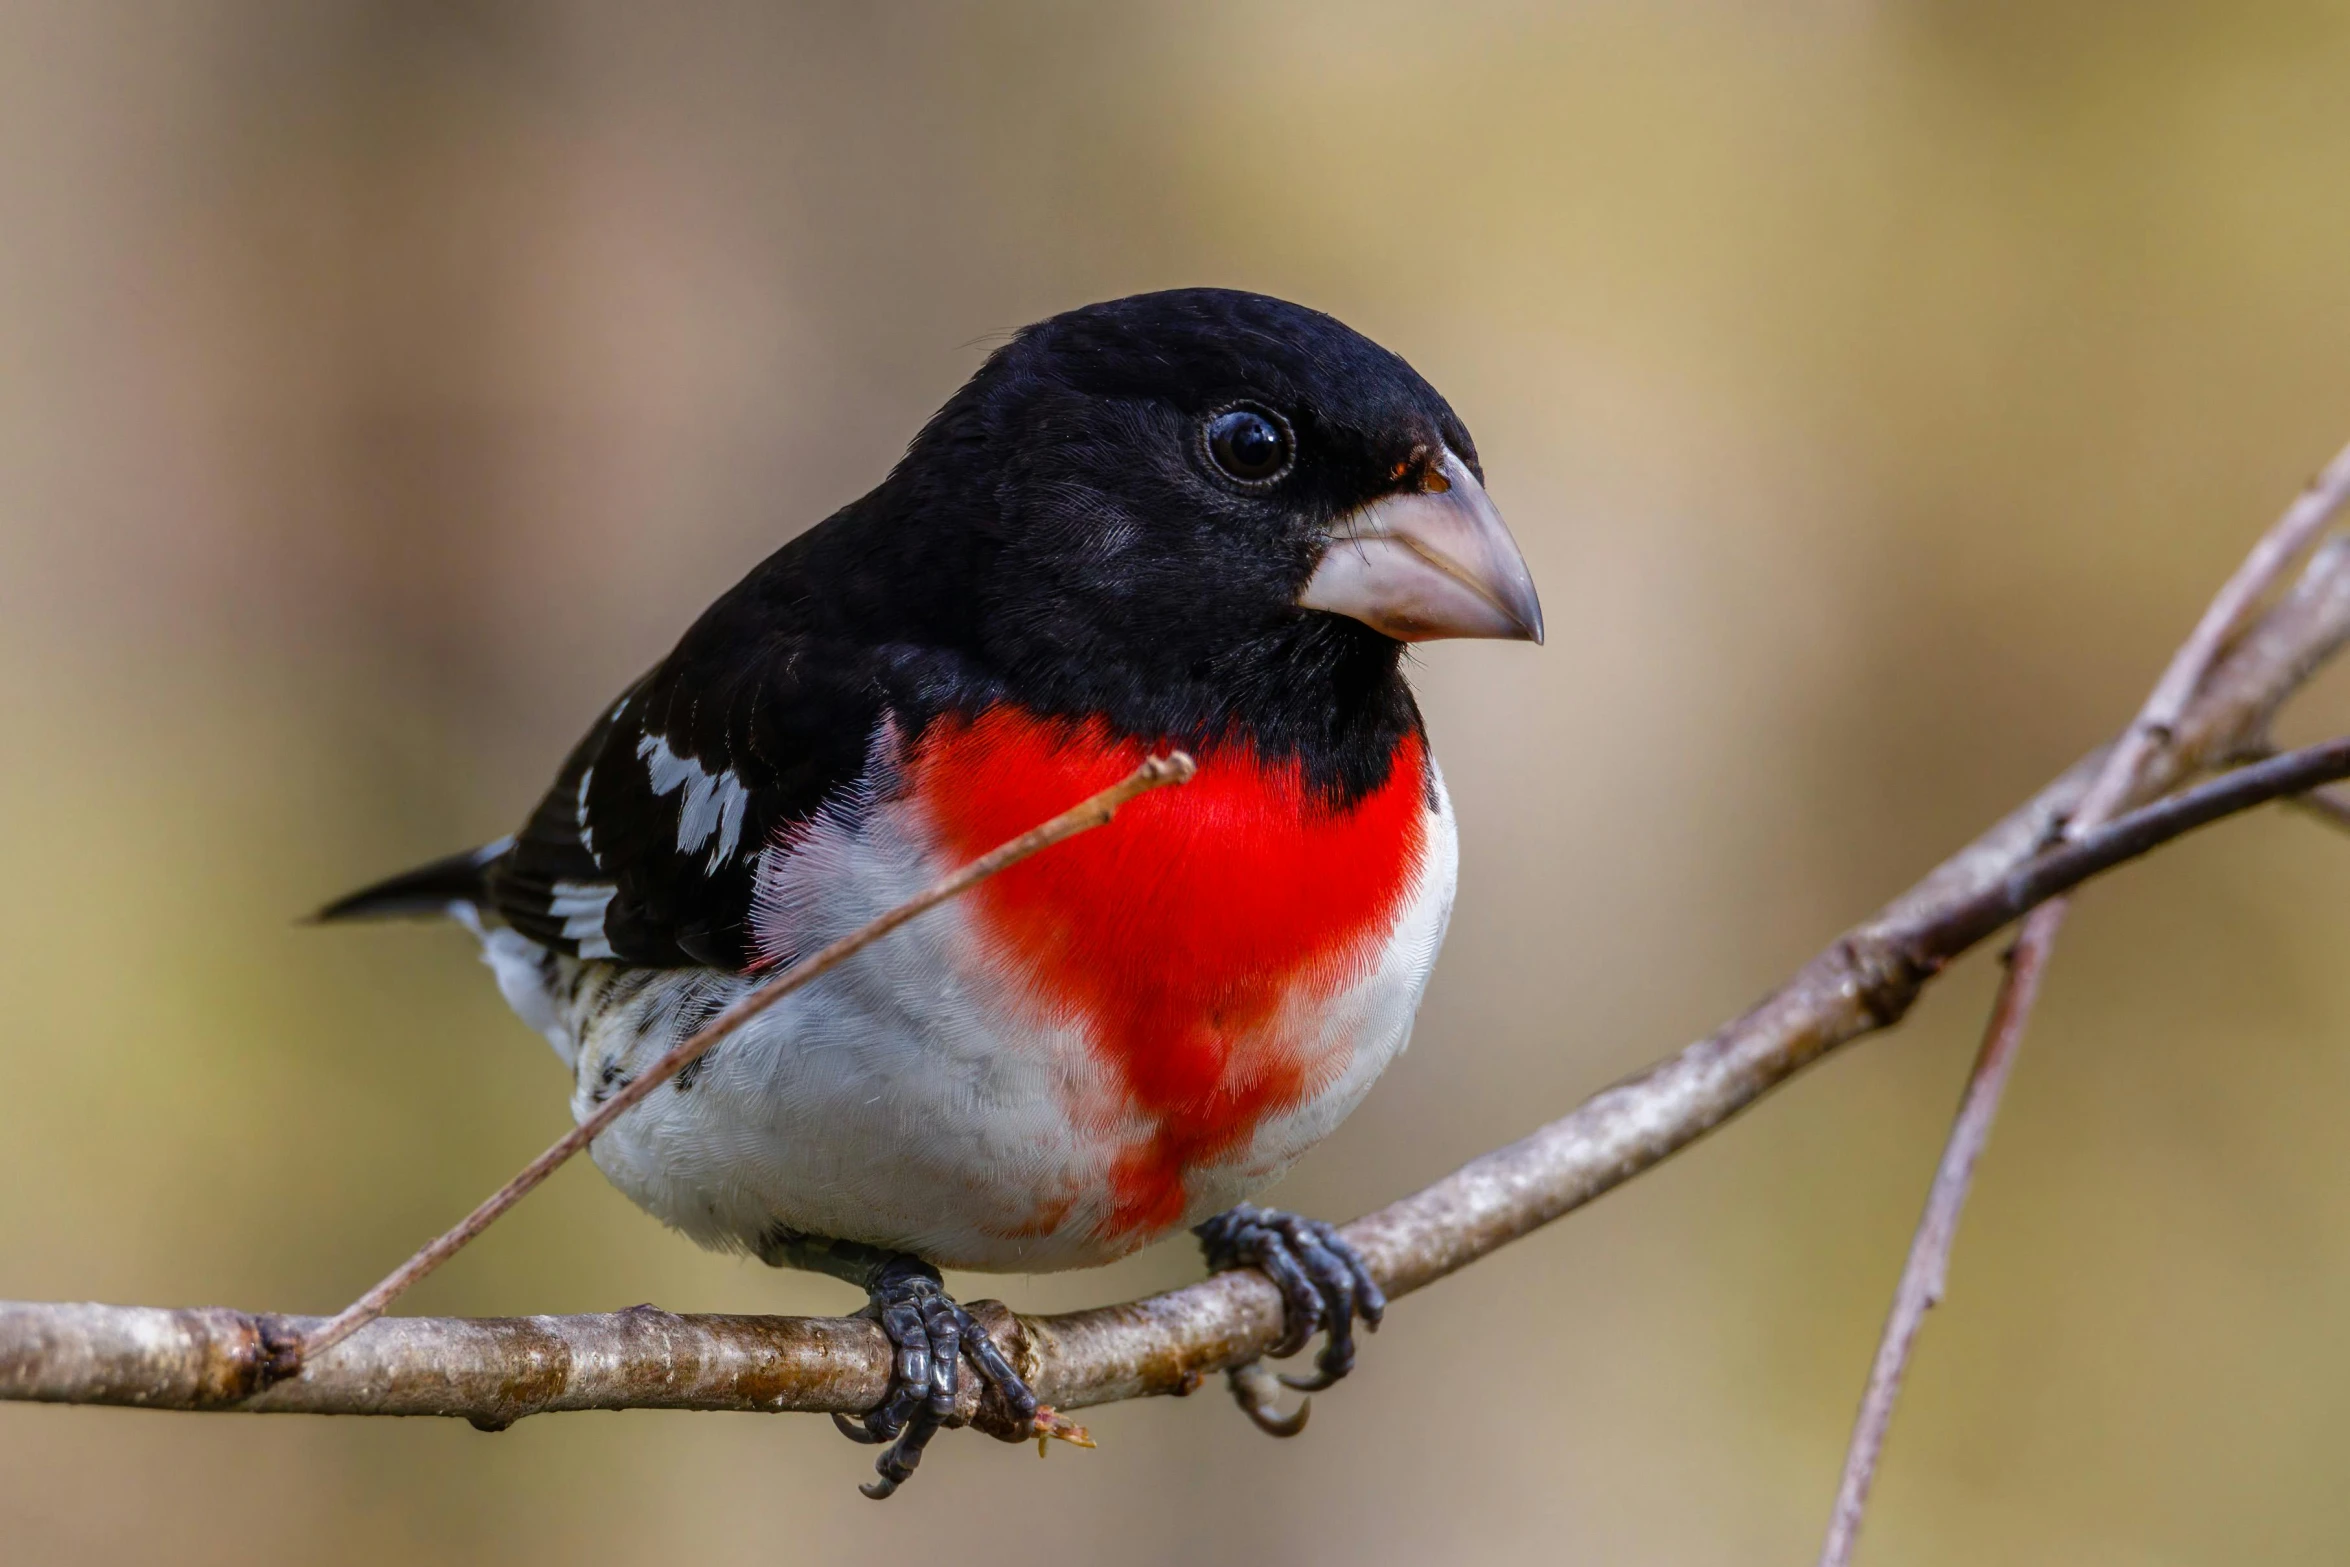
[637,733,751,869]
[574,764,597,860]
[549,879,618,961]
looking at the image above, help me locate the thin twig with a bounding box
[2212,738,2350,839]
[2081,438,2350,832]
[1816,909,2058,1567]
[299,752,1198,1363]
[1817,438,2350,1567]
[1895,735,2350,953]
[11,726,2350,1426]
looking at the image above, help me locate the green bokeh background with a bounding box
[6,4,2350,1562]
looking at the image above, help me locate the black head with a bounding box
[827,289,1540,792]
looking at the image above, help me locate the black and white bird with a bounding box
[320,288,1542,1495]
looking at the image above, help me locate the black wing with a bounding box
[481,507,980,972]
[488,626,912,970]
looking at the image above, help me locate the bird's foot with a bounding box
[1193,1203,1386,1436]
[831,1254,1039,1499]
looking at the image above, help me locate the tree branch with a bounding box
[1818,443,2350,1567]
[7,537,2349,1433]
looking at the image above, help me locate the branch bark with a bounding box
[6,538,2350,1436]
[1818,443,2350,1567]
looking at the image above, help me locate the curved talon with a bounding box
[1286,1227,1363,1380]
[832,1411,886,1444]
[1252,1237,1324,1357]
[1195,1204,1387,1434]
[1228,1359,1312,1436]
[832,1254,1038,1498]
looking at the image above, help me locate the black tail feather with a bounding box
[312,838,510,923]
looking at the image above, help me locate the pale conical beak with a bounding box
[1296,448,1544,643]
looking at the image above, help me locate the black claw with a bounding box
[1287,1228,1361,1381]
[1194,1204,1385,1435]
[831,1411,886,1445]
[831,1254,1037,1498]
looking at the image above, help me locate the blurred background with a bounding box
[6,3,2350,1562]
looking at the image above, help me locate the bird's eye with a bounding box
[1204,406,1293,485]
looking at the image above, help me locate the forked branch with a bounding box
[6,530,2349,1434]
[1819,441,2350,1567]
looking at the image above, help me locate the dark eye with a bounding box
[1204,406,1293,485]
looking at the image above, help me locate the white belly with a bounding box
[476,768,1458,1274]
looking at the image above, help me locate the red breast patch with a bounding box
[910,708,1429,1245]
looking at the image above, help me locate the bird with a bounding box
[317,287,1542,1496]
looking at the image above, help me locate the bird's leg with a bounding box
[1193,1203,1386,1435]
[825,1251,1039,1499]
